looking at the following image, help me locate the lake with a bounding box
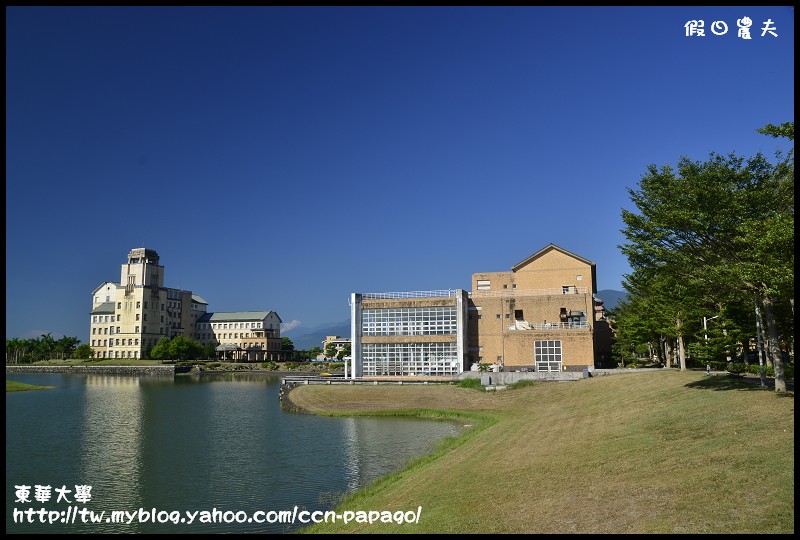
[5,372,462,533]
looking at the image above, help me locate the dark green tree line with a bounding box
[617,121,793,392]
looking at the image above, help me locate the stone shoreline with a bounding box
[5,365,340,378]
[6,364,176,375]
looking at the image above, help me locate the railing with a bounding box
[508,321,589,331]
[362,290,458,299]
[470,287,590,298]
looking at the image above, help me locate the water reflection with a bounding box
[6,373,461,534]
[79,375,145,525]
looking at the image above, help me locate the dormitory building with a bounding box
[350,244,612,378]
[89,248,282,361]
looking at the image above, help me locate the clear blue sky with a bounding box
[6,6,794,341]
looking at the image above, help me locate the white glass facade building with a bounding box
[350,291,468,378]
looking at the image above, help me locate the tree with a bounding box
[281,337,295,352]
[149,337,171,360]
[308,346,322,358]
[619,122,793,391]
[74,344,93,360]
[324,342,337,359]
[336,343,351,360]
[202,341,217,360]
[168,336,201,361]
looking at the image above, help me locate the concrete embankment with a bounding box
[6,365,176,376]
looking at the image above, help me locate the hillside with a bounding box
[595,289,627,311]
[283,320,350,350]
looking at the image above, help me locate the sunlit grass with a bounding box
[292,371,794,534]
[6,379,55,392]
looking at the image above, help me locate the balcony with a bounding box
[508,320,589,331]
[470,287,590,298]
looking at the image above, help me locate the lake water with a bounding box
[5,372,462,533]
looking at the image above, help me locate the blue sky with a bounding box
[6,6,794,341]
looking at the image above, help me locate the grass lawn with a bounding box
[290,370,794,534]
[6,379,55,392]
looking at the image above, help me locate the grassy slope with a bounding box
[290,371,794,534]
[6,380,54,392]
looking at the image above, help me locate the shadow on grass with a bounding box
[686,374,794,394]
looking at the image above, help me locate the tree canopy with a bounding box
[617,121,793,391]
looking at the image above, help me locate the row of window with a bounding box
[361,342,459,376]
[362,307,458,336]
[95,351,139,359]
[91,338,140,347]
[197,321,267,330]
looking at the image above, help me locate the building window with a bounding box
[477,280,491,290]
[514,310,524,320]
[135,326,139,333]
[535,340,562,372]
[503,284,508,289]
[143,314,147,321]
[117,315,121,321]
[576,275,583,281]
[118,302,122,309]
[136,314,140,321]
[136,301,140,308]
[361,306,458,336]
[92,328,96,335]
[361,342,459,377]
[144,301,148,309]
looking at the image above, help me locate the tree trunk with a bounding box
[677,318,686,371]
[761,291,786,393]
[664,337,672,369]
[754,296,768,388]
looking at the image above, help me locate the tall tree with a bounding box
[620,122,793,391]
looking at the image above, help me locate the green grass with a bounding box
[456,377,483,389]
[6,379,55,392]
[506,379,538,390]
[290,371,794,534]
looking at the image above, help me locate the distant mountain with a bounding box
[283,320,350,351]
[595,289,627,311]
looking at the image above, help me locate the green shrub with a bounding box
[457,378,482,389]
[744,362,794,379]
[726,362,745,375]
[261,361,278,371]
[709,360,729,371]
[507,380,537,390]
